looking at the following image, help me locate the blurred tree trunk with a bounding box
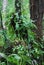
[35,14,42,39]
[2,0,7,29]
[2,0,8,42]
[36,0,43,38]
[30,0,43,38]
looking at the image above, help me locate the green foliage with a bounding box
[7,47,31,65]
[0,0,44,65]
[5,0,36,42]
[0,33,4,46]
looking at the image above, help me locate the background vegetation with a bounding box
[0,0,44,65]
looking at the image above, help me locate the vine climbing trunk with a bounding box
[15,0,28,39]
[15,0,21,23]
[15,0,22,37]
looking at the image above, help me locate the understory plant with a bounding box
[0,0,44,65]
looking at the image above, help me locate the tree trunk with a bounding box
[36,0,43,38]
[30,0,43,38]
[2,0,7,29]
[35,14,42,39]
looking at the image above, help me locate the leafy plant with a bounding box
[0,0,44,65]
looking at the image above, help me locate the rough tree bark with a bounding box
[30,0,43,38]
[36,0,43,38]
